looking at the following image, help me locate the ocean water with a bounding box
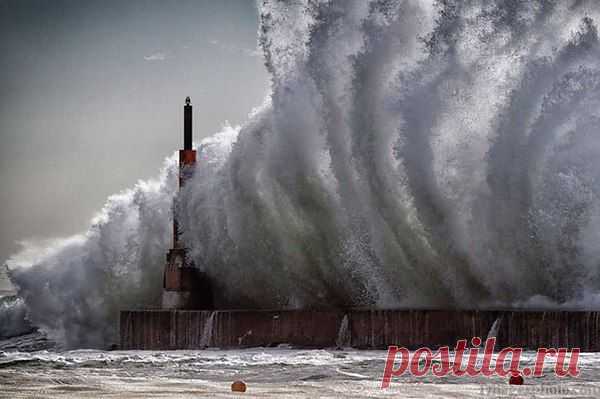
[2,3,600,397]
[6,0,600,350]
[1,345,600,398]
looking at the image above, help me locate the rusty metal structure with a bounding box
[162,97,213,310]
[120,308,600,351]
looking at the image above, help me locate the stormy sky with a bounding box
[0,0,269,276]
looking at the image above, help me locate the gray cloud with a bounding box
[143,51,167,61]
[208,39,261,57]
[0,0,269,270]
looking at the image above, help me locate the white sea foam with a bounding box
[5,1,600,348]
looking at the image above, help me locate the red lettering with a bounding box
[453,339,468,376]
[495,347,522,377]
[555,348,580,377]
[432,346,451,377]
[481,337,497,377]
[534,347,556,377]
[410,347,433,377]
[466,337,482,376]
[381,346,410,388]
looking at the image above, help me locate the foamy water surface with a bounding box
[1,347,600,398]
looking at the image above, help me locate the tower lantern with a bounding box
[162,97,213,309]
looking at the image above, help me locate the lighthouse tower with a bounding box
[162,97,213,309]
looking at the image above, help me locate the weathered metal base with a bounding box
[162,291,194,309]
[120,309,600,351]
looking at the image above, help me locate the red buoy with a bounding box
[231,380,247,392]
[509,372,524,385]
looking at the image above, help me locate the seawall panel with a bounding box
[120,309,600,351]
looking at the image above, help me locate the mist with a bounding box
[7,0,600,348]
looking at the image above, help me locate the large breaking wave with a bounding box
[6,0,600,347]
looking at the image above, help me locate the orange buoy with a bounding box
[231,380,247,392]
[508,372,524,385]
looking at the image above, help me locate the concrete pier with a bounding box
[120,309,600,351]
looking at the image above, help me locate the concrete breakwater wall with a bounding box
[119,309,600,351]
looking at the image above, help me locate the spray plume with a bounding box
[6,0,600,347]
